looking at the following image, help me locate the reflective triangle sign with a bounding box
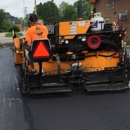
[33,42,49,58]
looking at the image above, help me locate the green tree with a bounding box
[58,0,90,21]
[58,1,69,21]
[37,1,59,24]
[3,20,11,32]
[0,9,5,32]
[73,0,91,20]
[62,5,76,21]
[7,25,20,32]
[37,3,43,20]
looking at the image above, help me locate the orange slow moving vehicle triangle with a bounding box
[33,42,49,58]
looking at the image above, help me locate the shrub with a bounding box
[7,25,20,32]
[17,32,23,37]
[5,32,12,37]
[5,32,23,37]
[0,29,4,32]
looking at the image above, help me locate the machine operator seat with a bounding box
[29,38,52,62]
[28,38,52,75]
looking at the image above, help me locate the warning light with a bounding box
[33,42,49,58]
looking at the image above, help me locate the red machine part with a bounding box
[87,35,101,49]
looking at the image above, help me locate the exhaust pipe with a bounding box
[77,0,82,19]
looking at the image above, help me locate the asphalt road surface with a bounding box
[0,48,130,130]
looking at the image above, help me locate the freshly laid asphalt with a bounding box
[0,33,130,130]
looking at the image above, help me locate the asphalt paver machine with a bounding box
[13,0,130,95]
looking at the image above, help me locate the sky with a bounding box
[0,0,77,18]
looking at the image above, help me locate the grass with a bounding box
[5,32,23,37]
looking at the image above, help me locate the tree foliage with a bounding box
[58,1,69,21]
[0,9,6,31]
[0,0,91,32]
[7,25,20,32]
[62,5,77,21]
[37,1,59,24]
[37,0,91,23]
[37,3,43,20]
[2,20,11,32]
[73,0,91,20]
[0,9,13,32]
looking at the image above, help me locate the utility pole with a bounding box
[34,0,37,15]
[23,0,25,31]
[25,6,27,29]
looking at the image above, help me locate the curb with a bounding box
[0,42,13,48]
